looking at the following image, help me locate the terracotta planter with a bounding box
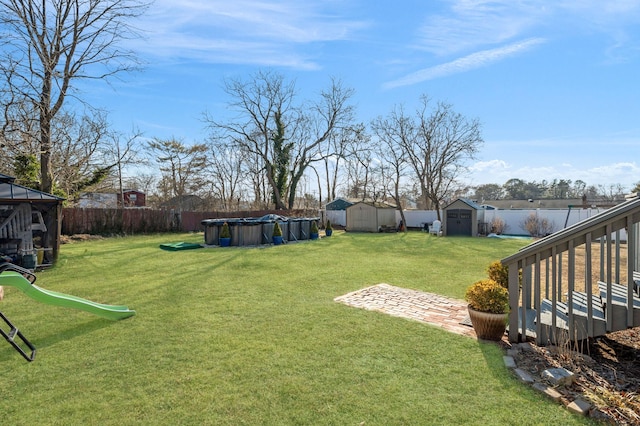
[467,306,508,341]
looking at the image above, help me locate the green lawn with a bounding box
[0,232,596,425]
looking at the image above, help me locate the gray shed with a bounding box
[443,198,482,236]
[345,201,396,232]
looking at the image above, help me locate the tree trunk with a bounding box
[265,162,286,210]
[394,174,407,232]
[39,108,53,194]
[287,169,305,210]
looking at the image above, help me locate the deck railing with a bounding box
[501,195,640,344]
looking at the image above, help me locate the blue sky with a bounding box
[88,0,640,191]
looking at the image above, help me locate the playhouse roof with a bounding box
[0,174,64,202]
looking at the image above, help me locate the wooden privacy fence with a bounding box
[61,208,319,235]
[62,208,178,235]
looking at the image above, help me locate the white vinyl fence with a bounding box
[482,207,609,236]
[324,207,626,239]
[326,210,346,227]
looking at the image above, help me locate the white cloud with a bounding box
[469,159,510,173]
[587,162,640,183]
[416,1,640,59]
[465,160,639,188]
[417,1,546,56]
[383,38,545,89]
[130,0,369,68]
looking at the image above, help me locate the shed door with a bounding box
[446,209,472,236]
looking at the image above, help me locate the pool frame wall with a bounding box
[202,217,320,246]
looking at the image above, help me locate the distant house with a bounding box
[346,201,397,232]
[481,198,586,209]
[119,190,146,207]
[78,192,117,208]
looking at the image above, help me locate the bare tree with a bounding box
[204,140,246,211]
[595,183,626,203]
[101,127,145,206]
[285,77,354,209]
[147,138,208,208]
[0,94,40,171]
[236,143,270,209]
[403,96,482,219]
[50,110,115,198]
[343,128,374,200]
[0,0,148,193]
[206,71,295,209]
[371,106,412,231]
[206,70,354,210]
[125,173,156,196]
[319,123,365,203]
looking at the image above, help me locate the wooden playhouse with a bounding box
[0,174,64,268]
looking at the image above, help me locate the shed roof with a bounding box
[443,198,481,210]
[0,174,64,202]
[347,200,397,209]
[325,197,354,210]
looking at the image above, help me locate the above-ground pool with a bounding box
[201,215,320,246]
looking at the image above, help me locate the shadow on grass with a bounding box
[0,317,114,363]
[476,337,513,381]
[35,318,114,350]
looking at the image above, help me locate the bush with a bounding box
[273,222,282,237]
[486,261,508,288]
[311,221,318,234]
[522,213,555,237]
[220,222,231,239]
[490,217,507,234]
[487,260,522,290]
[325,220,332,231]
[465,279,510,314]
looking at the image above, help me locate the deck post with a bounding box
[627,215,636,327]
[585,233,593,337]
[606,223,613,332]
[508,261,520,342]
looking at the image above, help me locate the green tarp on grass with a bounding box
[159,242,203,251]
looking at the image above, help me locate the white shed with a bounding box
[346,201,397,232]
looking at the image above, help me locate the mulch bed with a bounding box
[511,328,640,424]
[60,234,104,244]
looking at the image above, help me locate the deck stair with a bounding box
[532,292,607,343]
[597,281,640,331]
[503,195,640,345]
[519,283,640,344]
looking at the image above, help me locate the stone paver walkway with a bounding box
[334,283,477,338]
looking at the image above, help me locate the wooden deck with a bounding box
[503,195,640,345]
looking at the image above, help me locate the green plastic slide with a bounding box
[0,271,135,320]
